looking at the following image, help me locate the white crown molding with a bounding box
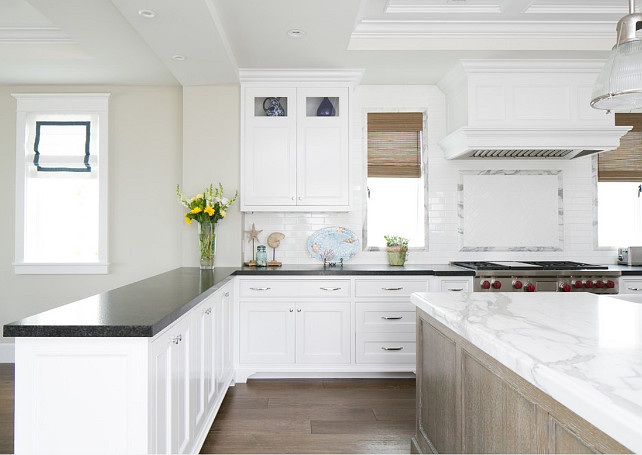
[525,5,627,15]
[458,59,607,73]
[352,20,615,39]
[0,27,72,44]
[239,69,365,85]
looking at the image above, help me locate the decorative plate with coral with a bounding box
[307,227,360,263]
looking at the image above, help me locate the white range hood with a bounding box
[437,60,631,160]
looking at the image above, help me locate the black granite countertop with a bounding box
[236,263,474,276]
[3,268,237,338]
[4,264,474,338]
[605,265,642,275]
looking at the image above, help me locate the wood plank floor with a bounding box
[0,364,415,454]
[200,378,416,454]
[0,363,14,455]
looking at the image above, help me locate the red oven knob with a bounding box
[574,280,583,289]
[607,280,615,288]
[513,280,523,290]
[525,284,535,292]
[492,280,501,289]
[585,280,594,289]
[482,280,491,290]
[596,280,605,288]
[560,283,571,292]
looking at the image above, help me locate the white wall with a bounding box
[182,86,242,267]
[0,85,184,351]
[243,85,617,265]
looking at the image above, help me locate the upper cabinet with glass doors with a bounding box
[240,70,361,212]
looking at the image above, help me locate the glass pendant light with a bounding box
[591,0,642,111]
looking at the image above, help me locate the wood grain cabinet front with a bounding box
[413,310,631,454]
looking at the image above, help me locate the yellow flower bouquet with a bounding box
[176,183,238,269]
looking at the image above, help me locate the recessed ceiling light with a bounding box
[172,54,186,61]
[138,9,157,19]
[287,29,306,38]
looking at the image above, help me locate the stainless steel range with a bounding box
[451,261,620,294]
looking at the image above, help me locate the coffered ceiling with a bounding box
[0,0,629,86]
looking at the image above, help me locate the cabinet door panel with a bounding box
[151,333,171,454]
[296,302,350,364]
[462,349,546,454]
[239,302,295,364]
[297,125,348,206]
[297,88,349,207]
[550,417,599,454]
[172,321,191,454]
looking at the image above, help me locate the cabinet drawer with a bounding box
[239,279,350,298]
[438,278,471,293]
[620,278,642,294]
[356,333,416,365]
[355,279,428,298]
[356,302,416,333]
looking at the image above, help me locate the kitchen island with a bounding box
[411,291,642,454]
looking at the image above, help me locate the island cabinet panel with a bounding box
[416,319,459,454]
[461,350,547,454]
[412,309,632,455]
[549,417,599,454]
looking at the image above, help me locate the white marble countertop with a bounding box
[411,292,642,453]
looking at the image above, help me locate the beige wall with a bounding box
[0,85,184,346]
[182,86,242,267]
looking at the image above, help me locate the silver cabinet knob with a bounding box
[171,334,183,345]
[204,308,212,315]
[289,308,294,312]
[297,308,302,312]
[224,292,230,297]
[291,196,295,201]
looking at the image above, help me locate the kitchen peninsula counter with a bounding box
[411,291,642,453]
[4,264,472,338]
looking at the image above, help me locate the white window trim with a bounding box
[13,93,110,275]
[361,107,429,251]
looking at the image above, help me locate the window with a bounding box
[597,113,642,247]
[365,112,426,249]
[13,94,109,274]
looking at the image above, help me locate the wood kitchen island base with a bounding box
[412,309,630,454]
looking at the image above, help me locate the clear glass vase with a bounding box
[198,222,216,269]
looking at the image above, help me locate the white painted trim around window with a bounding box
[12,93,110,275]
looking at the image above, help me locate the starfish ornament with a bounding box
[244,223,262,243]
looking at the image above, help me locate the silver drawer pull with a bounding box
[629,287,640,291]
[204,307,212,315]
[381,316,403,320]
[249,287,271,291]
[448,288,464,292]
[382,287,403,291]
[320,287,341,291]
[381,346,403,351]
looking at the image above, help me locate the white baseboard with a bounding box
[0,343,15,363]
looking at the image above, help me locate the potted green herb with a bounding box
[384,235,409,266]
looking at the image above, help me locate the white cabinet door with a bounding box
[296,88,349,207]
[150,316,191,454]
[295,301,351,364]
[434,276,473,292]
[221,287,234,384]
[190,295,216,435]
[239,301,296,364]
[242,87,297,208]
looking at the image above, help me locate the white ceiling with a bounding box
[0,0,630,86]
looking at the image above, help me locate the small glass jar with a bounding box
[256,245,267,267]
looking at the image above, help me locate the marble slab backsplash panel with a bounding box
[459,170,563,252]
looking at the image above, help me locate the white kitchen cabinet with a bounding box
[239,300,350,365]
[432,276,473,292]
[295,302,351,364]
[239,70,360,212]
[150,315,191,454]
[619,277,642,294]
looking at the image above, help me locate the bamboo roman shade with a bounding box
[367,112,422,178]
[598,114,642,182]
